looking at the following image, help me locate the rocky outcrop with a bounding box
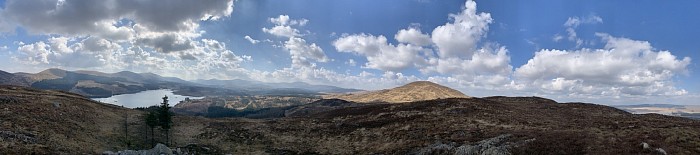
[641,142,667,155]
[103,143,173,155]
[414,134,533,155]
[103,143,222,155]
[0,131,37,144]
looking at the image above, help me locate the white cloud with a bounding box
[561,15,602,47]
[332,0,511,87]
[422,45,513,87]
[395,27,432,46]
[269,15,308,26]
[262,15,310,38]
[16,41,51,64]
[553,34,563,42]
[284,37,329,68]
[2,0,232,35]
[244,35,260,44]
[0,0,234,58]
[262,25,301,38]
[564,15,603,28]
[421,0,512,86]
[14,36,124,68]
[292,19,309,26]
[345,59,357,66]
[431,0,493,58]
[515,34,691,96]
[247,67,421,90]
[2,0,233,39]
[333,33,430,72]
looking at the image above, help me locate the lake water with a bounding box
[91,89,203,108]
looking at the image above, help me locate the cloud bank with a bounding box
[0,0,694,104]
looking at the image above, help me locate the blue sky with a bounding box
[0,0,697,105]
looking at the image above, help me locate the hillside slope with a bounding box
[326,81,470,103]
[200,97,700,154]
[4,85,700,154]
[6,68,196,98]
[0,70,30,86]
[0,85,141,154]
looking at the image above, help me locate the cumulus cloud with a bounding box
[269,15,308,26]
[244,35,260,44]
[515,33,691,96]
[284,37,329,68]
[1,0,232,36]
[422,46,512,86]
[395,27,432,46]
[423,0,511,86]
[334,33,430,72]
[248,67,421,90]
[431,0,493,58]
[0,0,234,57]
[13,36,124,68]
[262,15,308,38]
[2,0,253,77]
[332,0,511,86]
[262,25,301,38]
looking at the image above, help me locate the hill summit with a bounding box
[325,81,470,103]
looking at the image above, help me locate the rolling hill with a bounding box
[0,68,362,98]
[0,85,141,154]
[3,68,249,98]
[17,68,188,98]
[2,85,700,154]
[0,70,30,86]
[325,81,470,103]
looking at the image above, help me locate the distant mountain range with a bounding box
[0,68,361,98]
[192,79,362,94]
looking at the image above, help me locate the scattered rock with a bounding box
[0,96,22,104]
[415,134,528,155]
[53,102,61,108]
[655,148,667,155]
[103,143,174,155]
[103,143,223,155]
[640,142,667,155]
[641,142,650,150]
[0,130,37,144]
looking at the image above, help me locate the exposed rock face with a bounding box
[326,81,470,103]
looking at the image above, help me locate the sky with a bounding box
[0,0,698,105]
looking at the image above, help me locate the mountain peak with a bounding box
[31,68,67,81]
[40,68,66,74]
[326,81,470,103]
[403,81,443,87]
